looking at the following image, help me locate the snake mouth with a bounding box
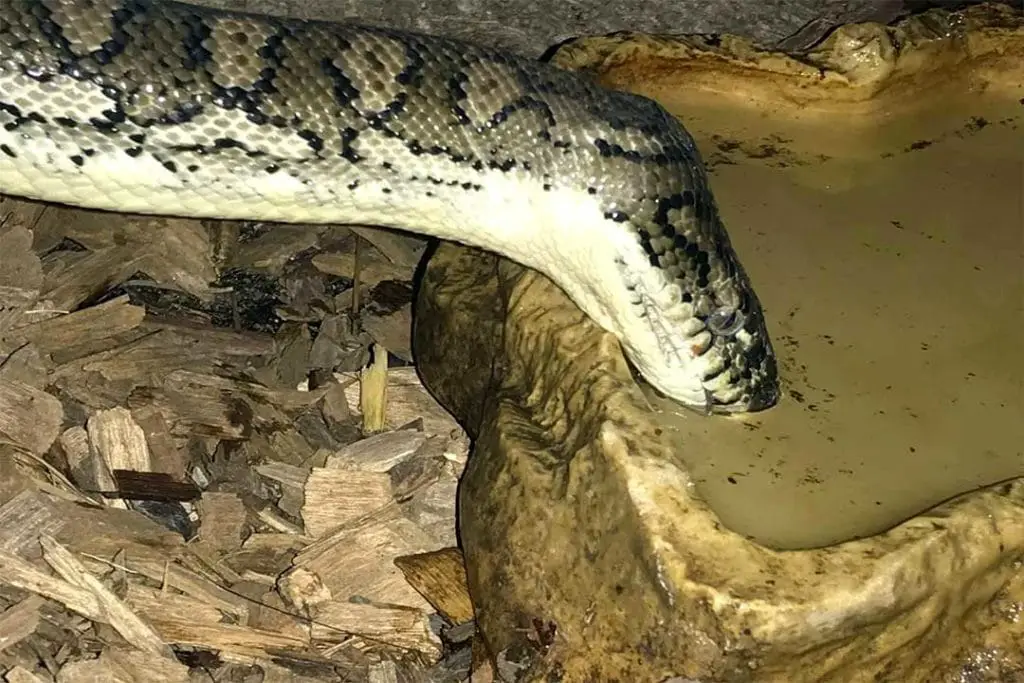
[709,380,779,414]
[700,328,781,413]
[697,314,781,413]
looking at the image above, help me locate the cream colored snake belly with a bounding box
[0,0,779,413]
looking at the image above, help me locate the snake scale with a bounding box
[0,0,779,414]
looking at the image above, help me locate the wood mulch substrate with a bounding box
[0,196,492,682]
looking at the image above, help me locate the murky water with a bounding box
[645,91,1023,549]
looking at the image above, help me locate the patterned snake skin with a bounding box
[0,0,779,413]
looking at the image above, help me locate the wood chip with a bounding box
[327,430,427,473]
[389,450,448,502]
[38,535,173,658]
[230,582,307,639]
[0,343,48,389]
[319,380,354,427]
[41,245,150,313]
[4,666,49,683]
[361,304,413,362]
[311,601,439,656]
[0,213,43,344]
[0,595,44,653]
[54,647,190,683]
[62,425,118,509]
[301,469,393,538]
[0,540,157,656]
[3,295,145,357]
[0,225,43,294]
[125,583,309,658]
[283,505,437,613]
[253,506,305,536]
[0,195,468,680]
[368,660,400,683]
[395,460,460,547]
[254,461,308,518]
[109,470,200,502]
[311,252,408,289]
[122,556,250,623]
[0,491,67,557]
[349,226,426,270]
[130,370,325,440]
[309,314,369,374]
[128,405,186,480]
[86,407,152,477]
[394,548,474,624]
[197,492,247,551]
[0,381,63,456]
[231,223,328,274]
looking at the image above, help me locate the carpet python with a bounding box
[0,0,779,414]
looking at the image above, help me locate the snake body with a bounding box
[0,0,779,413]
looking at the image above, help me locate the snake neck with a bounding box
[0,0,780,413]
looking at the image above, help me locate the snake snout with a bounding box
[745,379,779,412]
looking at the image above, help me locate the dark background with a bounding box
[193,0,1010,56]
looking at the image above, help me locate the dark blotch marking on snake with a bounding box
[340,127,361,163]
[298,129,325,154]
[320,54,360,107]
[180,11,214,69]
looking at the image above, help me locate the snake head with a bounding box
[695,285,779,413]
[570,89,780,414]
[609,177,780,415]
[609,233,780,416]
[655,223,780,415]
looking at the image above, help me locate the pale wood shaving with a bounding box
[38,536,172,659]
[0,491,67,557]
[86,408,152,475]
[311,601,440,656]
[368,660,400,683]
[253,507,306,535]
[360,344,389,435]
[343,368,463,438]
[54,647,190,683]
[3,666,49,683]
[283,505,438,613]
[326,431,427,473]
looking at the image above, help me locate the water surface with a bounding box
[649,92,1022,549]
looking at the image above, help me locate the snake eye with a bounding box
[707,306,746,337]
